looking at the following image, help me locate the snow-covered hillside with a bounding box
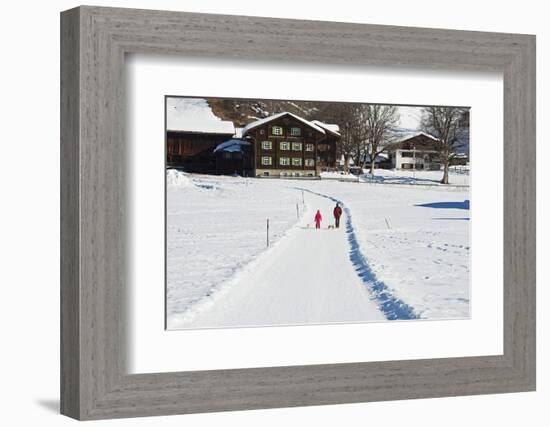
[166,171,471,329]
[166,97,234,133]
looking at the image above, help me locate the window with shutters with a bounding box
[271,126,284,136]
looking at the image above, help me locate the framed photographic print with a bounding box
[61,5,536,420]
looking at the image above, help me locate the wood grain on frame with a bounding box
[60,6,536,420]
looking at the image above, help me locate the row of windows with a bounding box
[401,151,439,159]
[269,126,302,137]
[261,157,315,167]
[263,171,315,177]
[261,141,314,151]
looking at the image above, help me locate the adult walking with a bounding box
[333,202,343,229]
[314,209,323,229]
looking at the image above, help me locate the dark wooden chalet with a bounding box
[166,113,235,174]
[311,120,341,172]
[241,112,340,177]
[166,131,234,173]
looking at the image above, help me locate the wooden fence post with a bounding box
[267,219,270,247]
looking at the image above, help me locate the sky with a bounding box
[396,106,423,130]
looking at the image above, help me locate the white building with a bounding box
[389,132,442,170]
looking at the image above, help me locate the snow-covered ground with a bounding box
[321,169,470,186]
[359,169,470,186]
[299,181,471,321]
[319,171,361,181]
[166,171,306,327]
[167,170,470,329]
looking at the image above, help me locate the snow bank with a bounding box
[166,169,192,189]
[320,171,360,181]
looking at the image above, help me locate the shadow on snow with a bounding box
[361,175,441,185]
[432,217,470,221]
[415,200,470,210]
[294,187,419,321]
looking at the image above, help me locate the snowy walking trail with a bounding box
[180,189,387,329]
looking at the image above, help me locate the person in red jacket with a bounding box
[314,210,323,229]
[333,202,343,229]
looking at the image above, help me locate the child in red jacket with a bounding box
[314,210,323,229]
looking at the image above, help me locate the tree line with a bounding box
[318,103,469,184]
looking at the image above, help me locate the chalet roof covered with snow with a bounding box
[166,97,235,134]
[395,131,440,143]
[241,112,326,136]
[311,120,341,136]
[387,131,441,151]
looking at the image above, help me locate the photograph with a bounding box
[165,96,471,330]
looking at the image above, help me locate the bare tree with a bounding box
[348,108,369,169]
[421,107,469,184]
[318,103,361,172]
[319,103,400,174]
[363,105,400,175]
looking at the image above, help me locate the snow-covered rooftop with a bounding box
[166,97,235,134]
[311,120,340,136]
[241,112,326,136]
[394,131,440,144]
[233,127,244,139]
[213,139,251,153]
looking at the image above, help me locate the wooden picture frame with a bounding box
[60,5,536,420]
